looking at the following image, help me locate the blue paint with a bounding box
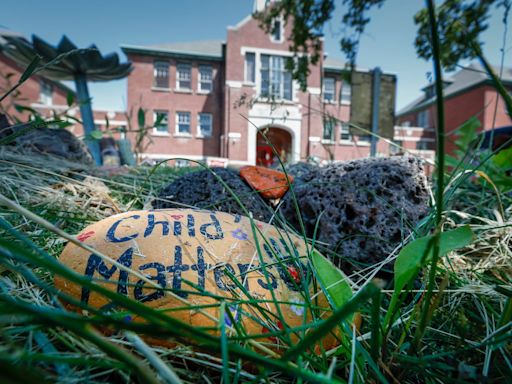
[106,215,140,243]
[81,247,133,303]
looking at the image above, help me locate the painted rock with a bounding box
[55,209,341,352]
[240,166,294,199]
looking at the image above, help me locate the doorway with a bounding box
[256,127,292,168]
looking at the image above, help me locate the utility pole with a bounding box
[370,67,382,157]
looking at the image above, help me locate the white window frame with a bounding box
[176,63,192,90]
[417,110,430,128]
[198,65,213,93]
[323,77,336,103]
[260,54,292,101]
[340,122,352,143]
[244,52,256,84]
[270,17,283,43]
[175,111,191,136]
[153,61,169,89]
[322,117,336,143]
[197,113,213,137]
[39,80,53,106]
[340,81,351,104]
[153,110,169,135]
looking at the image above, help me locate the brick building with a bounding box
[0,29,126,143]
[397,63,512,156]
[121,2,432,167]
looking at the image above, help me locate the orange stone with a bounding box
[240,165,294,199]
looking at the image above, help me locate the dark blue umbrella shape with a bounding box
[3,35,132,165]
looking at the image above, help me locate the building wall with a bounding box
[397,82,512,156]
[0,54,69,122]
[125,53,224,163]
[483,85,512,129]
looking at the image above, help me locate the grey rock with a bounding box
[280,157,430,272]
[285,162,319,183]
[153,167,273,222]
[0,117,92,164]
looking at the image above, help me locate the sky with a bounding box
[1,0,510,112]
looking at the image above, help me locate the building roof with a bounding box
[121,40,225,61]
[0,28,25,47]
[398,63,512,116]
[0,29,75,95]
[323,57,346,72]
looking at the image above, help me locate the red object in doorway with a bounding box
[256,145,274,167]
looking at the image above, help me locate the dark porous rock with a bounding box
[285,162,319,181]
[279,157,430,272]
[0,116,92,164]
[153,167,272,222]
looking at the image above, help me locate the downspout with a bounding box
[306,92,311,158]
[75,73,101,165]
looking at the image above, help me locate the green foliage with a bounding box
[311,250,353,309]
[384,225,474,329]
[414,0,500,70]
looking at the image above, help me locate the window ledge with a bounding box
[152,87,171,92]
[197,90,212,95]
[174,133,193,138]
[339,140,354,146]
[322,99,336,104]
[243,82,256,87]
[174,88,192,94]
[151,131,170,137]
[196,135,212,139]
[340,100,351,106]
[356,141,371,146]
[321,139,336,145]
[256,97,295,105]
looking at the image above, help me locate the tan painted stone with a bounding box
[55,209,342,352]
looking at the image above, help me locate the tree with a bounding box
[255,0,508,88]
[3,35,132,165]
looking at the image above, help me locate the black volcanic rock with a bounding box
[280,157,430,271]
[153,167,272,222]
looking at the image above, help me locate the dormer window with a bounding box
[270,18,283,42]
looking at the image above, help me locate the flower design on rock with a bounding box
[224,305,240,327]
[231,228,248,241]
[290,297,305,316]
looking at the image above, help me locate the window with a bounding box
[390,140,403,155]
[358,135,371,142]
[340,122,352,141]
[176,112,191,135]
[416,141,430,150]
[271,18,282,42]
[198,113,213,137]
[417,110,430,128]
[260,55,292,100]
[175,159,190,167]
[340,81,351,103]
[323,117,336,141]
[245,52,256,83]
[39,80,53,105]
[153,61,169,88]
[177,64,191,90]
[323,77,335,102]
[153,111,169,134]
[199,65,213,92]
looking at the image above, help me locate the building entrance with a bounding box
[256,127,292,168]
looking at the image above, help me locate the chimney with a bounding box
[253,0,270,12]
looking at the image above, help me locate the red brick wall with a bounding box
[125,53,224,160]
[483,85,512,129]
[0,54,69,122]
